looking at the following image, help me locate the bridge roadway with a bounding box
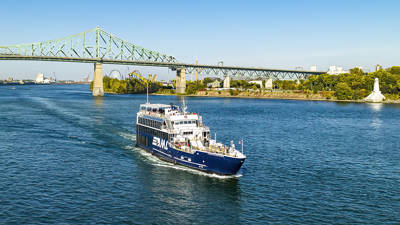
[0,55,322,75]
[0,54,324,95]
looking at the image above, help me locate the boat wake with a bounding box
[29,96,93,126]
[119,131,243,179]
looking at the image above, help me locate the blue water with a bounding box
[1,85,399,224]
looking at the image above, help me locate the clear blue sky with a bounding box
[1,0,399,80]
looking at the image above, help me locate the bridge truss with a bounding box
[0,27,324,80]
[0,27,176,64]
[181,65,320,80]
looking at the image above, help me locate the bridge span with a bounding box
[0,27,324,96]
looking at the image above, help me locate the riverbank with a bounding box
[154,89,400,104]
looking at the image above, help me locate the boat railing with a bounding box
[173,139,235,156]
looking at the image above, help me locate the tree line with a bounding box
[273,67,400,100]
[90,76,161,94]
[95,66,400,100]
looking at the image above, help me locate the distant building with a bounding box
[327,66,349,75]
[375,64,383,71]
[35,73,44,83]
[295,66,304,71]
[160,80,174,87]
[207,80,221,88]
[35,73,54,84]
[310,66,317,72]
[43,78,51,84]
[249,80,263,88]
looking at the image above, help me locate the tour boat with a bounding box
[135,100,246,175]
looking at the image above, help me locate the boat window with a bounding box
[184,121,188,124]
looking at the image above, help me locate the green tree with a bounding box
[231,80,251,89]
[352,89,369,100]
[335,82,353,100]
[203,77,213,85]
[388,66,400,75]
[350,67,364,76]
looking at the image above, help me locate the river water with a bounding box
[1,84,399,224]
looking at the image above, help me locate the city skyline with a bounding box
[1,0,399,80]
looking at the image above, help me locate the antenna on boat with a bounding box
[182,97,187,114]
[146,80,149,104]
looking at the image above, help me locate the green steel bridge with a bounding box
[0,27,324,95]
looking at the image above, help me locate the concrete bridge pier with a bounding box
[223,75,230,88]
[93,62,104,96]
[176,68,186,94]
[265,78,273,89]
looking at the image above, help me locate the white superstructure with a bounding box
[136,103,244,158]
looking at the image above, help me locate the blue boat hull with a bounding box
[136,131,245,175]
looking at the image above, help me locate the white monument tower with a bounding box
[364,78,385,102]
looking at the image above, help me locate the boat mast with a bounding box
[146,81,149,104]
[241,139,244,154]
[181,97,187,114]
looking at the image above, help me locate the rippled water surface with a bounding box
[1,85,399,224]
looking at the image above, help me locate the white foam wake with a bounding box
[30,97,92,124]
[119,132,136,142]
